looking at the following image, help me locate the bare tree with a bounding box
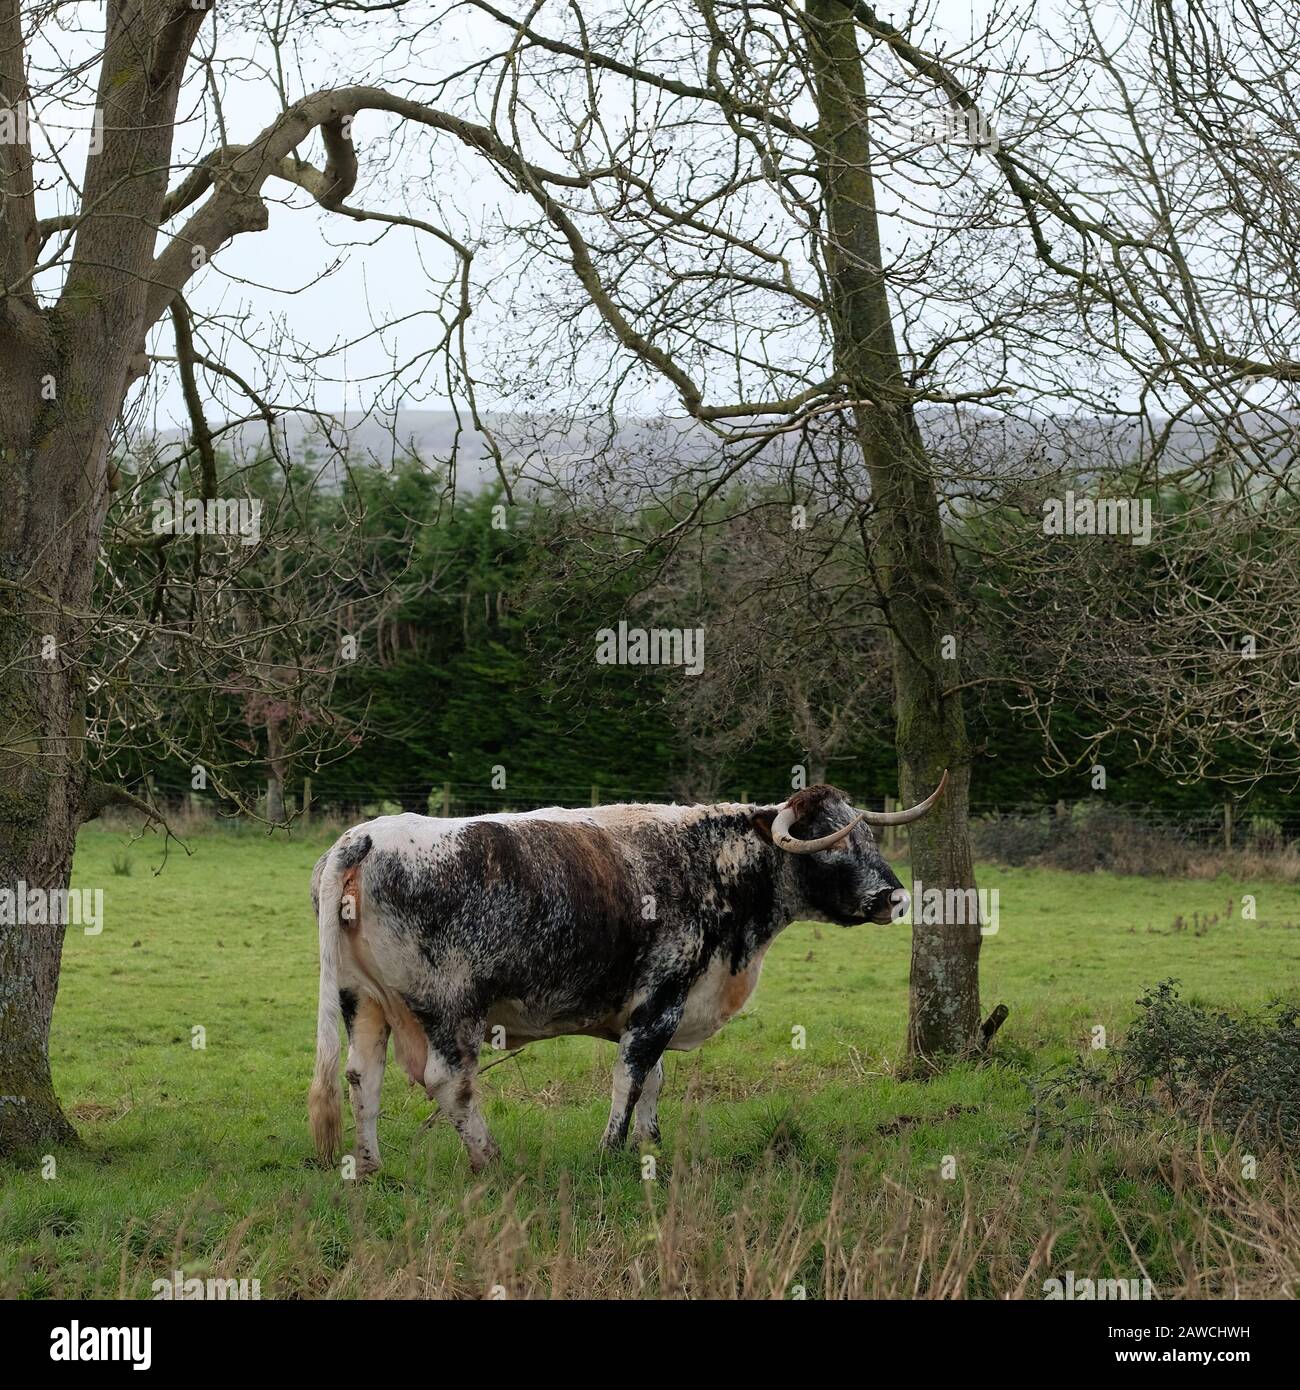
[462,0,1300,1060]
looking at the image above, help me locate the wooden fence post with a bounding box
[302,777,312,826]
[591,784,600,807]
[442,782,451,817]
[1224,801,1233,852]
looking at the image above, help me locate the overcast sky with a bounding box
[30,2,1064,436]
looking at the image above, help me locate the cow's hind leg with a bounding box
[631,1058,665,1146]
[345,992,390,1176]
[418,1017,500,1173]
[603,992,684,1151]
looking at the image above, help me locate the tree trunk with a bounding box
[265,712,288,824]
[807,0,982,1058]
[0,615,83,1153]
[0,400,111,1152]
[266,775,286,824]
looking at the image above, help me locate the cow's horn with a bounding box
[858,770,949,827]
[770,806,867,855]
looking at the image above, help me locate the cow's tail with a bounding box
[308,837,369,1159]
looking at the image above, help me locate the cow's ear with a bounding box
[751,809,777,845]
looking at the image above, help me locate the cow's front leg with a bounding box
[631,1058,665,1146]
[420,1020,501,1174]
[602,999,683,1151]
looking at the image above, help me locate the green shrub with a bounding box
[1029,980,1300,1147]
[1123,980,1300,1144]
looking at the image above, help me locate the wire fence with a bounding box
[130,777,1299,847]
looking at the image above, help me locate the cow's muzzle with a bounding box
[867,887,910,924]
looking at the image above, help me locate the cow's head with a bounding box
[752,774,947,926]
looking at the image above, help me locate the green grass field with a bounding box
[2,823,1298,1298]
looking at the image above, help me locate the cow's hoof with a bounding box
[632,1126,661,1147]
[598,1133,626,1153]
[468,1141,502,1174]
[354,1154,381,1178]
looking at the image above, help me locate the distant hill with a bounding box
[140,408,717,495]
[136,403,1278,497]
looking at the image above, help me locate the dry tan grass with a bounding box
[86,1132,1297,1301]
[309,1144,1299,1299]
[1186,844,1300,883]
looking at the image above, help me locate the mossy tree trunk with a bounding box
[0,349,114,1153]
[806,0,982,1059]
[0,0,209,1155]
